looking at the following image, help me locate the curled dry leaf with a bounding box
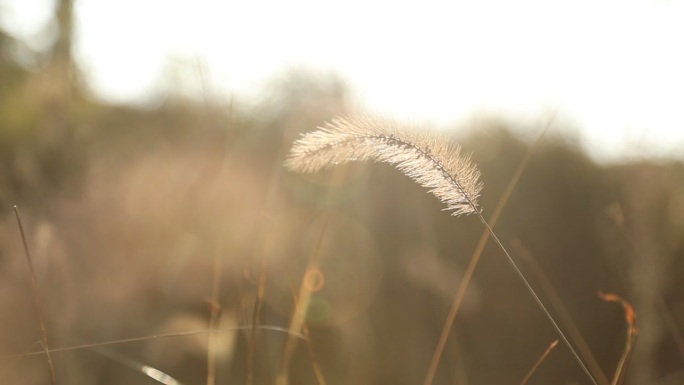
[598,291,638,385]
[598,291,637,329]
[285,115,483,216]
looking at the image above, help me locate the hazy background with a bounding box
[2,0,684,161]
[0,1,683,385]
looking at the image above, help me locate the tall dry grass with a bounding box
[1,87,683,384]
[284,115,606,385]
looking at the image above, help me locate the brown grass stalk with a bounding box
[276,215,329,385]
[285,271,328,385]
[598,292,638,385]
[512,238,610,385]
[519,340,558,385]
[206,245,224,385]
[423,116,553,385]
[302,326,328,385]
[13,205,56,385]
[246,254,268,385]
[2,326,304,360]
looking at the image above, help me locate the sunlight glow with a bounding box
[1,0,682,162]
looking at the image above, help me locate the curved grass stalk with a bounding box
[285,115,482,216]
[285,115,598,385]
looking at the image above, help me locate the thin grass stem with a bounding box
[474,214,598,385]
[597,292,638,385]
[512,238,609,385]
[423,114,554,385]
[206,245,224,385]
[1,326,306,359]
[519,340,558,385]
[276,214,329,385]
[302,326,328,385]
[13,205,57,385]
[246,254,268,385]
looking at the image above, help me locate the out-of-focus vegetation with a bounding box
[1,3,683,385]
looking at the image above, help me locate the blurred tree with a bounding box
[0,0,86,211]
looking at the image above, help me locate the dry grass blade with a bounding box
[598,291,638,385]
[302,326,328,385]
[1,326,305,359]
[13,205,57,385]
[247,256,268,385]
[422,116,553,385]
[285,115,482,216]
[512,238,610,385]
[206,246,223,385]
[519,340,558,385]
[276,216,329,385]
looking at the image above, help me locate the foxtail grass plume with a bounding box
[285,115,482,216]
[286,115,601,385]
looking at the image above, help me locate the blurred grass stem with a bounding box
[519,340,558,385]
[14,205,57,385]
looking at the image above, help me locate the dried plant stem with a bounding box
[512,239,609,385]
[13,205,56,385]
[519,340,559,385]
[422,190,504,385]
[247,255,268,385]
[276,217,329,385]
[475,215,598,385]
[281,260,328,385]
[3,326,305,359]
[611,328,636,385]
[423,117,553,385]
[206,246,223,385]
[598,292,638,385]
[302,325,328,385]
[201,61,225,385]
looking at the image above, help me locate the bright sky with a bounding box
[2,0,683,163]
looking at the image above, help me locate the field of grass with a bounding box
[1,20,684,385]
